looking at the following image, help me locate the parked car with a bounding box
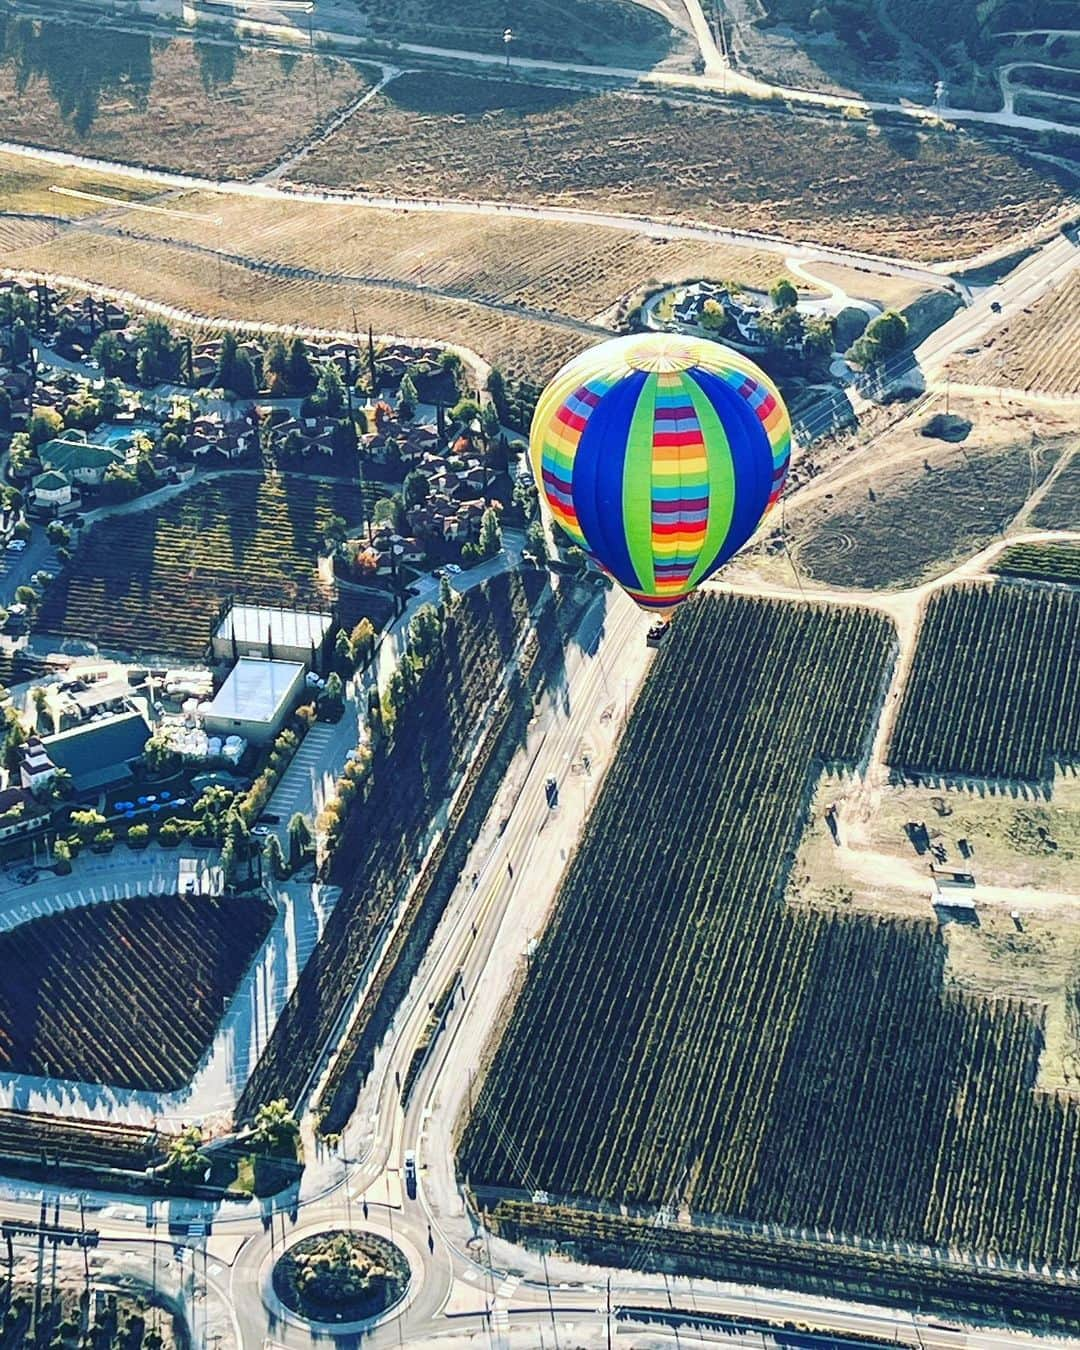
[445,563,462,575]
[5,539,26,553]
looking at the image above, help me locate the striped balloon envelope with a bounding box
[529,333,792,615]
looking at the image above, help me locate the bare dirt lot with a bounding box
[773,395,1075,590]
[0,19,373,177]
[297,73,1070,262]
[790,770,1080,1092]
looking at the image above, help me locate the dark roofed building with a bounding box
[42,710,151,790]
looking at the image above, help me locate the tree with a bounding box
[397,372,418,422]
[438,573,454,612]
[403,469,429,510]
[70,808,107,842]
[287,811,313,869]
[372,494,406,533]
[349,617,376,667]
[144,731,179,774]
[250,1098,300,1157]
[53,837,72,874]
[164,1125,208,1182]
[770,277,799,310]
[526,519,549,565]
[102,462,140,500]
[264,832,288,880]
[8,317,31,364]
[45,521,70,546]
[865,309,909,354]
[408,603,444,662]
[478,507,502,558]
[317,672,345,723]
[334,626,353,672]
[28,407,63,448]
[127,822,150,848]
[450,397,480,426]
[99,379,124,420]
[321,513,348,552]
[512,474,539,522]
[13,585,38,611]
[133,318,180,385]
[214,333,257,397]
[285,337,315,395]
[2,712,25,773]
[91,330,126,378]
[264,334,289,394]
[309,362,346,417]
[29,686,50,733]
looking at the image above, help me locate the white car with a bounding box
[5,539,26,553]
[445,563,462,575]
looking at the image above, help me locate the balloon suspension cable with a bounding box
[780,493,806,599]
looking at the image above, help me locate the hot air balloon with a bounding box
[529,333,791,620]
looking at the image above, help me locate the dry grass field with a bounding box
[105,189,811,310]
[0,228,592,382]
[351,0,679,63]
[761,396,1077,590]
[0,151,164,216]
[946,270,1080,397]
[297,74,1069,261]
[0,19,373,177]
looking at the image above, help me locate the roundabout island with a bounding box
[271,1229,412,1327]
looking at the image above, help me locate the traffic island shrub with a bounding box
[272,1231,409,1324]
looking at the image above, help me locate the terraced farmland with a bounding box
[890,582,1080,782]
[298,74,1069,261]
[0,894,274,1092]
[956,270,1080,397]
[35,473,363,659]
[459,592,1080,1272]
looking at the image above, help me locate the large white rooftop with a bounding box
[215,604,333,650]
[205,658,304,725]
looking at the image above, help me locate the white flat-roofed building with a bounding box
[211,603,334,670]
[203,657,306,745]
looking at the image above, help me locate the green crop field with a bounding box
[890,582,1080,783]
[992,541,1080,585]
[459,592,1080,1273]
[0,894,273,1092]
[34,473,365,660]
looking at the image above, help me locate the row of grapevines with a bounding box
[890,582,1080,782]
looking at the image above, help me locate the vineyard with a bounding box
[459,593,1080,1272]
[236,570,547,1120]
[954,270,1080,397]
[992,541,1080,585]
[890,582,1080,782]
[297,73,1069,261]
[0,19,372,177]
[1,230,591,386]
[0,1109,172,1174]
[0,893,273,1092]
[34,473,364,659]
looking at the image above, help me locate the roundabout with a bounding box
[268,1226,414,1330]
